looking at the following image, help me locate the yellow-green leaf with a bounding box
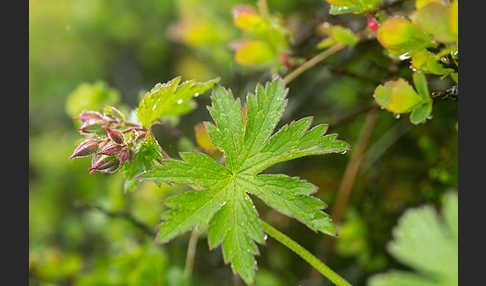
[374,79,425,113]
[235,40,276,66]
[316,38,336,50]
[412,2,456,43]
[232,5,268,34]
[377,17,435,57]
[415,0,442,9]
[411,50,452,75]
[319,24,358,47]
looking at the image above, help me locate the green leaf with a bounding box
[374,79,426,114]
[410,102,432,125]
[140,77,349,284]
[412,2,456,43]
[368,192,458,286]
[409,72,433,125]
[411,50,452,75]
[136,77,220,128]
[326,0,384,15]
[318,24,358,48]
[377,17,435,57]
[412,72,431,101]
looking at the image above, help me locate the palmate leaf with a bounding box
[140,77,350,284]
[368,192,458,286]
[136,76,220,128]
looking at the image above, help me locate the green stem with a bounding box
[259,219,352,286]
[184,228,201,277]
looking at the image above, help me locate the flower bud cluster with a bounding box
[69,106,145,175]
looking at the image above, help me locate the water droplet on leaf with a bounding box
[399,53,410,60]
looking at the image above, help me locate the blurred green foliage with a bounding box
[30,0,457,285]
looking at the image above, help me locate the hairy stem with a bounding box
[184,228,201,278]
[259,219,352,286]
[283,44,345,84]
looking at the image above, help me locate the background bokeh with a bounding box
[29,0,457,285]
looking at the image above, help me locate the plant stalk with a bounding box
[259,219,352,286]
[282,44,345,84]
[184,228,201,278]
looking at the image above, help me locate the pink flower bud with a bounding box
[89,155,119,174]
[75,111,104,123]
[135,132,147,142]
[78,121,105,135]
[70,139,100,160]
[97,143,124,156]
[118,148,130,167]
[103,105,125,122]
[103,126,125,144]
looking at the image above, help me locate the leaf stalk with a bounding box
[259,219,352,286]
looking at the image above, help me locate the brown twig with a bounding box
[331,107,379,225]
[283,44,346,84]
[282,29,372,85]
[311,108,378,281]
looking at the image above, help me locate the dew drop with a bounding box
[380,106,385,110]
[220,201,227,207]
[263,234,268,241]
[427,115,433,120]
[440,57,449,64]
[394,114,401,119]
[177,99,183,104]
[399,53,410,60]
[194,92,199,98]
